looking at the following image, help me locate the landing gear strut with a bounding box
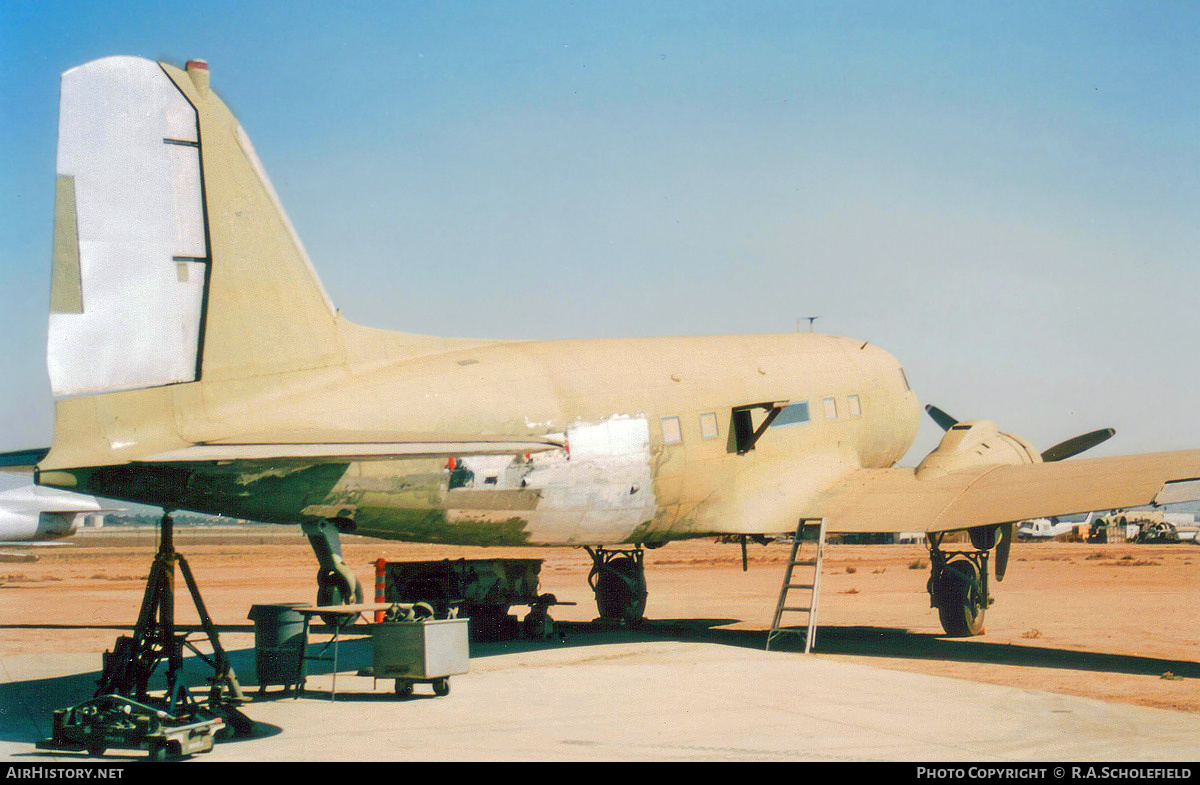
[303,519,364,623]
[926,532,992,637]
[585,546,647,626]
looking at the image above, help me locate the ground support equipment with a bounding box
[40,512,249,758]
[379,557,571,640]
[366,604,470,699]
[766,519,827,653]
[37,694,223,761]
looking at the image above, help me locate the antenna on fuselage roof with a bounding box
[797,316,819,333]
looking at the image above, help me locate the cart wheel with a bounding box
[395,680,414,699]
[148,742,166,762]
[433,678,450,697]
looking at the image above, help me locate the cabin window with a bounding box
[661,416,683,445]
[769,401,810,428]
[823,397,838,420]
[700,412,719,440]
[848,395,862,417]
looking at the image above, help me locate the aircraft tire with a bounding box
[316,569,357,626]
[935,561,985,637]
[594,556,647,625]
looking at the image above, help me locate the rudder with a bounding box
[47,56,343,399]
[49,56,209,395]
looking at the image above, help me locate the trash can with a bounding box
[247,603,308,691]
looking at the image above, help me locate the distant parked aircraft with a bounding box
[1017,517,1079,540]
[0,482,104,561]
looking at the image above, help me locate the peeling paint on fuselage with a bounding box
[314,415,658,545]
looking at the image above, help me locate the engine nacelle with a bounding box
[36,511,83,539]
[915,420,1040,480]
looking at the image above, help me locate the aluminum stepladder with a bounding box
[765,518,828,653]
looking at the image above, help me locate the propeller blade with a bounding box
[925,404,959,432]
[995,523,1014,582]
[1040,428,1116,462]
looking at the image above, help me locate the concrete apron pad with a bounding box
[4,641,1198,762]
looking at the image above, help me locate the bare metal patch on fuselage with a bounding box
[449,415,657,545]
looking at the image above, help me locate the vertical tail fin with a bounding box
[48,56,343,399]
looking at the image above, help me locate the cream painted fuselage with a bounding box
[47,330,918,547]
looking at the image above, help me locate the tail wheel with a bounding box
[316,569,360,626]
[935,560,985,637]
[593,556,647,625]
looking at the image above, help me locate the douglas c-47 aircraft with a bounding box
[5,56,1200,637]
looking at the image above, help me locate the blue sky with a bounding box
[1,1,1197,464]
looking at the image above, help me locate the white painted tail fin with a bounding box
[38,57,492,473]
[47,56,344,399]
[49,57,208,396]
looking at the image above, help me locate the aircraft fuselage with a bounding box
[44,331,919,546]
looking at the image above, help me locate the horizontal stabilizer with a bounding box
[0,449,50,473]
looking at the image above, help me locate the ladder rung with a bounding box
[780,606,811,613]
[790,559,818,567]
[787,583,814,590]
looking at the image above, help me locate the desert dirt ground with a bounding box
[1,526,1197,714]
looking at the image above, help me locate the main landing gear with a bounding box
[926,529,999,637]
[303,519,364,622]
[585,546,648,626]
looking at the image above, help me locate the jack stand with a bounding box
[47,511,253,756]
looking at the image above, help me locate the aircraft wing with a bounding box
[0,550,40,564]
[807,449,1200,534]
